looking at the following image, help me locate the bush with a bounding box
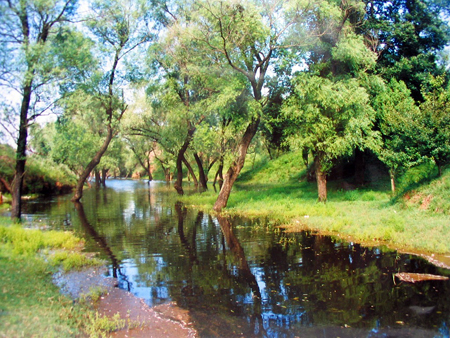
[0,143,76,195]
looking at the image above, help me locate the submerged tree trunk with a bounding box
[214,117,260,212]
[72,127,114,202]
[11,82,33,221]
[101,168,107,187]
[94,169,101,188]
[194,153,208,191]
[315,154,327,203]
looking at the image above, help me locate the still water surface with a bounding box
[20,179,450,337]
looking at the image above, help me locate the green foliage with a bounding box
[0,144,15,182]
[416,76,450,174]
[367,77,421,191]
[360,0,450,101]
[0,142,76,194]
[283,74,378,173]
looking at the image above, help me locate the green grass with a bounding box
[0,218,109,337]
[180,152,450,254]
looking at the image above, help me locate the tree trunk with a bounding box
[174,150,185,195]
[213,156,224,189]
[389,168,396,194]
[174,126,196,195]
[11,82,33,221]
[182,156,198,188]
[194,153,208,191]
[94,169,101,188]
[435,159,443,177]
[147,158,153,181]
[71,126,114,202]
[214,117,260,212]
[315,155,327,203]
[101,168,107,187]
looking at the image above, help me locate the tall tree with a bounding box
[283,2,379,202]
[69,0,151,202]
[174,0,329,211]
[0,0,91,220]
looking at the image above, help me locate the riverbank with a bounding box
[179,154,450,255]
[0,218,196,338]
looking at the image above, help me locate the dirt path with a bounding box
[54,266,197,337]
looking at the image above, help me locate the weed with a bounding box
[48,250,104,271]
[86,312,126,338]
[80,286,108,304]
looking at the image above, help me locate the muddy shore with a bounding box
[54,266,197,337]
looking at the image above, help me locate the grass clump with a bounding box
[48,250,104,272]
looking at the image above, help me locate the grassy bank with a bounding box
[0,217,117,338]
[180,152,450,254]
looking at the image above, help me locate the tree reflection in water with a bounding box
[19,180,450,338]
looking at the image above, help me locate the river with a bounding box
[18,179,450,337]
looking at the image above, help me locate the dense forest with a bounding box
[1,0,450,220]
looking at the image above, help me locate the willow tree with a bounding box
[167,0,332,211]
[283,1,380,202]
[69,0,151,202]
[0,0,92,220]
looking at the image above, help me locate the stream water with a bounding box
[17,179,450,337]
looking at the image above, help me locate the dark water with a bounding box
[18,180,450,337]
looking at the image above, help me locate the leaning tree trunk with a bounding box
[71,127,114,202]
[11,82,33,221]
[194,153,208,191]
[314,154,327,203]
[213,117,260,212]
